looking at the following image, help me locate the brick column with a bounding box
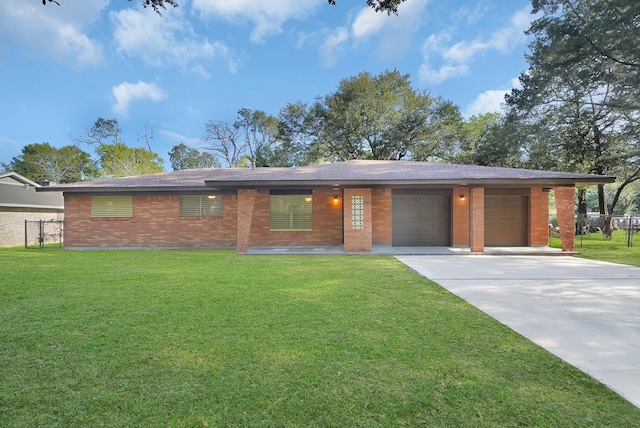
[343,188,372,253]
[554,186,575,252]
[237,189,257,254]
[529,187,550,247]
[469,187,484,252]
[452,187,470,246]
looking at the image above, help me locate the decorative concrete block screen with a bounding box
[352,195,364,229]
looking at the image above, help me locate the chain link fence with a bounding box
[24,220,64,249]
[575,213,636,247]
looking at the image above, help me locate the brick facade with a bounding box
[529,187,550,247]
[372,188,392,245]
[62,184,562,252]
[469,187,485,252]
[554,186,575,252]
[343,188,372,252]
[242,188,343,250]
[64,194,237,249]
[452,187,470,246]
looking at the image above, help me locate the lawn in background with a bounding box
[550,229,640,266]
[1,248,639,427]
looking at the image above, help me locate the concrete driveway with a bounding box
[395,255,640,408]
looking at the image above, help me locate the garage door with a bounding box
[485,189,529,246]
[392,189,451,246]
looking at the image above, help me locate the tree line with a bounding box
[7,0,640,216]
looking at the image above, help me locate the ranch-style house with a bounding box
[38,160,614,253]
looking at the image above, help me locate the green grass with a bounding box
[1,248,639,427]
[550,229,640,267]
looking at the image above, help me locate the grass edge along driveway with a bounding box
[1,248,638,427]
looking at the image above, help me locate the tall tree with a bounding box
[168,143,219,170]
[276,102,325,166]
[309,70,462,161]
[77,118,164,178]
[235,108,280,166]
[506,0,640,219]
[202,120,244,168]
[2,142,97,183]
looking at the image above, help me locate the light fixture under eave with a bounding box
[207,195,216,199]
[333,187,339,203]
[460,193,465,201]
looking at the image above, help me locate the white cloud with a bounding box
[111,81,167,118]
[465,77,522,117]
[419,6,533,85]
[419,63,469,84]
[319,27,348,67]
[111,7,235,76]
[314,0,427,67]
[159,130,201,147]
[418,31,469,83]
[191,0,319,43]
[465,89,507,116]
[351,7,387,39]
[443,7,531,63]
[0,0,106,67]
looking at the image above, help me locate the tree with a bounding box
[96,143,164,177]
[42,0,408,15]
[202,120,244,168]
[307,70,462,162]
[77,118,165,178]
[2,142,97,183]
[530,0,640,72]
[327,0,407,14]
[450,113,523,168]
[506,0,640,220]
[168,143,219,170]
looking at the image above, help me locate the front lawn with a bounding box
[550,229,640,267]
[1,248,638,426]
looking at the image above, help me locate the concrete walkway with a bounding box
[247,245,567,255]
[395,255,640,408]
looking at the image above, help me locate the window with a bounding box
[270,192,312,231]
[91,196,133,218]
[179,195,222,217]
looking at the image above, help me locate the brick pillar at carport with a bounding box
[469,187,485,252]
[554,186,575,252]
[237,189,257,254]
[343,188,372,253]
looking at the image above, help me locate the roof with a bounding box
[36,160,615,194]
[0,171,64,209]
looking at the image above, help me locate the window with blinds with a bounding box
[179,195,222,217]
[270,193,313,231]
[91,196,133,218]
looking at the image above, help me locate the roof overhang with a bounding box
[204,177,616,189]
[0,203,64,210]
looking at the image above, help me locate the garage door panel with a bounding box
[485,194,528,246]
[392,192,451,246]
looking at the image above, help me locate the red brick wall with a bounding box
[64,194,237,248]
[452,187,470,246]
[529,187,549,247]
[470,187,485,252]
[237,189,257,253]
[372,188,392,245]
[554,186,575,252]
[343,188,372,252]
[244,188,343,248]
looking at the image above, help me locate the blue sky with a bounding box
[0,0,534,170]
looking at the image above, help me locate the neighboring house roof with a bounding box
[0,171,64,209]
[36,160,615,194]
